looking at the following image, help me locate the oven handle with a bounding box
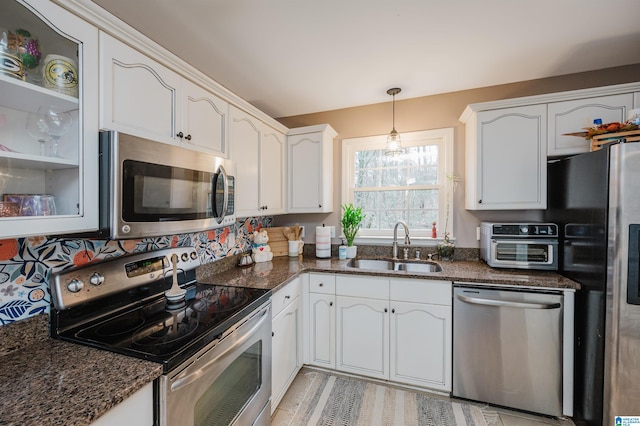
[456,293,562,310]
[170,305,269,391]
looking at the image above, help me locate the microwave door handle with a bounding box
[456,293,561,310]
[218,165,228,222]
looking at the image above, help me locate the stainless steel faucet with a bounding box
[392,221,411,259]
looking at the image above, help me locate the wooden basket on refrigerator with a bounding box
[590,129,640,151]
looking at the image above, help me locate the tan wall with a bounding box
[273,64,640,248]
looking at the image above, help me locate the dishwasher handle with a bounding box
[456,293,561,310]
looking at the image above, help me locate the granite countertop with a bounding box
[0,315,163,426]
[0,255,576,426]
[197,255,580,292]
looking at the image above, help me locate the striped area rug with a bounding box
[277,369,495,426]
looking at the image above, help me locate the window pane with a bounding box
[381,167,408,186]
[354,169,379,188]
[354,149,379,169]
[408,208,438,230]
[379,209,405,230]
[409,189,438,209]
[354,191,378,210]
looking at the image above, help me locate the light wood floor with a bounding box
[272,368,575,426]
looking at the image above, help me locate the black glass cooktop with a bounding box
[56,283,270,372]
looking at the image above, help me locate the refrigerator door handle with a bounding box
[627,224,640,305]
[456,293,562,310]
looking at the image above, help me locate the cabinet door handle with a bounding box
[384,308,388,313]
[176,131,184,139]
[329,301,333,306]
[478,199,482,204]
[318,204,322,208]
[392,308,395,314]
[272,331,275,337]
[185,134,192,141]
[319,283,323,287]
[285,295,291,299]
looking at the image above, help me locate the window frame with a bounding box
[341,128,454,244]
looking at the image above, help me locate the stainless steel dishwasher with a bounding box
[452,285,564,417]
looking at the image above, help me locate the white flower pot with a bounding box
[346,246,357,259]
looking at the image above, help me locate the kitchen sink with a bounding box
[346,258,442,273]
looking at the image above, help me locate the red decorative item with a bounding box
[432,222,437,239]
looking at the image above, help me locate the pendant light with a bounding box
[385,87,402,156]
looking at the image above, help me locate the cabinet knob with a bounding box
[478,199,482,204]
[384,308,388,313]
[392,308,395,314]
[285,295,291,299]
[319,204,322,208]
[329,301,333,306]
[185,134,192,141]
[319,283,323,287]
[176,131,184,139]
[272,331,274,337]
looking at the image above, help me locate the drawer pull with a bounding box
[319,283,324,287]
[285,295,291,299]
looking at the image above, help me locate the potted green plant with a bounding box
[340,203,365,258]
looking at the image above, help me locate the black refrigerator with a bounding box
[545,142,640,426]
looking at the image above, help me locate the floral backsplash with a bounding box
[0,217,271,326]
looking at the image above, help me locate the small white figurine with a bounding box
[252,229,273,263]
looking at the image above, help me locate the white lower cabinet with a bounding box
[271,278,302,413]
[90,382,153,426]
[336,295,389,380]
[307,273,452,393]
[390,301,451,390]
[307,273,336,369]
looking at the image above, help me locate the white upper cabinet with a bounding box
[100,33,228,157]
[287,124,336,213]
[464,104,547,210]
[547,93,633,157]
[100,32,180,144]
[0,0,99,238]
[181,79,228,156]
[259,123,286,215]
[460,82,640,211]
[229,106,286,217]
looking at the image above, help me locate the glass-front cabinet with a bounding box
[0,0,98,238]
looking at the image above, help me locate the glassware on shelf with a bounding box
[26,111,48,156]
[4,194,56,216]
[37,106,73,158]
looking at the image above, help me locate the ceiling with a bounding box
[90,0,640,118]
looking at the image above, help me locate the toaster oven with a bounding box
[480,222,558,270]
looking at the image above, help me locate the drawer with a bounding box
[336,275,388,299]
[272,277,301,317]
[309,273,335,294]
[390,279,452,306]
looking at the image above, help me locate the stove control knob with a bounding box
[89,272,104,286]
[520,226,529,234]
[67,278,84,293]
[181,253,189,262]
[190,251,197,260]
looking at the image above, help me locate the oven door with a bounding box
[159,302,272,426]
[489,239,558,270]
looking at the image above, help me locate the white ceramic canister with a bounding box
[42,54,78,97]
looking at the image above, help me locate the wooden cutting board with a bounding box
[265,227,290,257]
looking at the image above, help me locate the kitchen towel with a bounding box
[315,226,331,258]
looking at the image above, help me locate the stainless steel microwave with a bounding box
[96,131,236,239]
[480,222,558,270]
